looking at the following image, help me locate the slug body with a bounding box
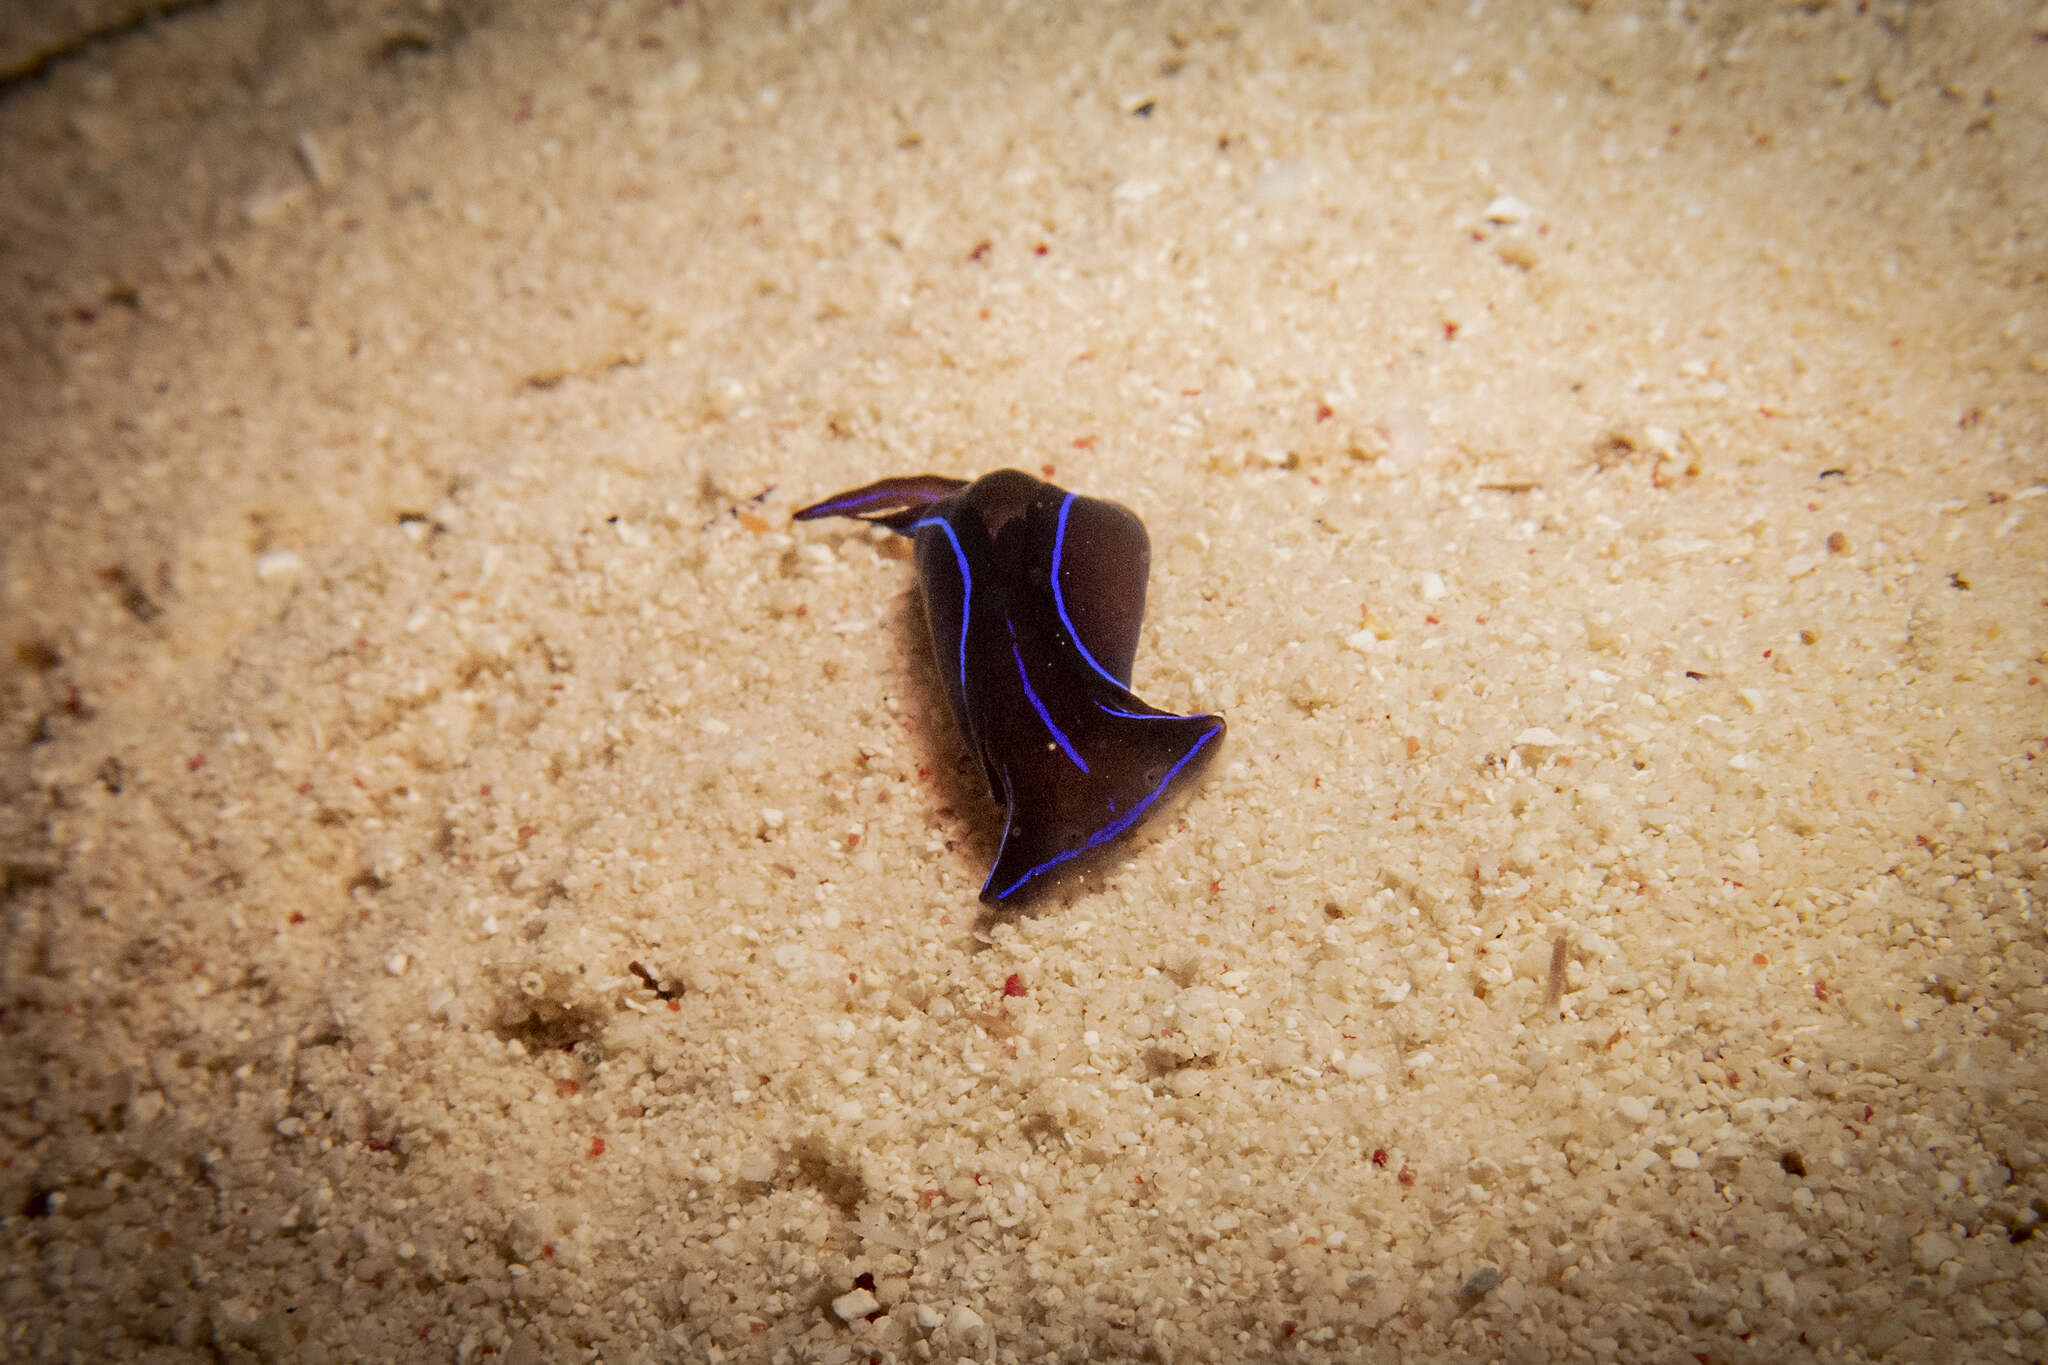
[795,469,1225,903]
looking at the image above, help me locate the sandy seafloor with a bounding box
[3,0,2047,1360]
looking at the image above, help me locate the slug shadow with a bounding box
[883,587,1004,890]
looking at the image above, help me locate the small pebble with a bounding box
[296,130,333,186]
[243,182,305,226]
[1482,194,1531,223]
[1457,1266,1503,1305]
[662,57,702,93]
[945,1305,985,1337]
[1496,235,1540,269]
[1643,425,1681,457]
[830,1288,879,1322]
[255,550,304,582]
[1910,1229,1960,1273]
